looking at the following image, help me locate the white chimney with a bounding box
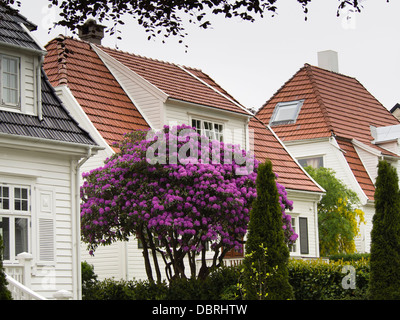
[317,50,339,73]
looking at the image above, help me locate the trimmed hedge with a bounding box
[82,257,370,300]
[288,258,370,300]
[82,262,241,300]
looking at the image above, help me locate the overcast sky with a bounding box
[15,0,400,112]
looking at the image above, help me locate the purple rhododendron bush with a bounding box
[80,124,296,282]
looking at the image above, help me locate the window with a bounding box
[270,100,304,126]
[298,156,324,169]
[289,216,309,255]
[0,185,30,262]
[191,119,224,142]
[1,54,20,109]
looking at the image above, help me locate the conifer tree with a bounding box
[0,235,12,300]
[242,160,294,300]
[368,160,400,299]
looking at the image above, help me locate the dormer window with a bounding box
[192,118,224,142]
[1,54,20,109]
[270,100,304,126]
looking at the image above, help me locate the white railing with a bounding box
[223,258,243,267]
[5,273,47,300]
[4,252,72,300]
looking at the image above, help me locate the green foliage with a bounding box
[0,234,12,300]
[238,244,274,300]
[328,253,370,262]
[305,166,365,256]
[368,160,400,300]
[288,258,370,300]
[81,261,99,300]
[81,264,241,300]
[243,160,294,300]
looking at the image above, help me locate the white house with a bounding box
[256,51,400,253]
[43,20,324,281]
[0,5,100,299]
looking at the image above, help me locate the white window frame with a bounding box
[191,118,224,142]
[270,100,304,126]
[289,217,298,254]
[0,184,31,263]
[0,54,20,110]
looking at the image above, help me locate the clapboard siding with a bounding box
[0,146,78,299]
[92,45,166,130]
[165,100,248,147]
[284,137,375,252]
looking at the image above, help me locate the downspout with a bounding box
[37,56,44,121]
[71,147,93,300]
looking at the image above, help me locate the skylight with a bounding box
[270,100,304,126]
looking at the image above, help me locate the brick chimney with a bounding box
[78,19,106,45]
[317,50,339,73]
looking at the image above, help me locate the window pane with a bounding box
[271,100,303,125]
[274,103,299,122]
[14,188,29,212]
[299,217,309,254]
[298,157,323,169]
[0,217,10,260]
[2,56,19,105]
[0,186,10,210]
[15,218,28,255]
[192,119,201,136]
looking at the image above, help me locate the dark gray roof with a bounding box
[0,4,43,52]
[0,69,97,146]
[0,4,97,147]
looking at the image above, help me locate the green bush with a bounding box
[288,258,370,300]
[82,258,371,300]
[82,264,242,300]
[328,253,370,262]
[369,160,400,299]
[0,235,12,300]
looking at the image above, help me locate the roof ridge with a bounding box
[304,63,335,136]
[51,36,205,73]
[52,35,70,86]
[305,63,358,81]
[93,42,203,72]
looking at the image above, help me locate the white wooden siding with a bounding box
[0,147,77,299]
[165,100,248,147]
[92,45,167,130]
[284,138,375,253]
[354,145,379,184]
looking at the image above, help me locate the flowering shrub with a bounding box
[80,124,296,282]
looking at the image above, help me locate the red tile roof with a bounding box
[256,63,400,200]
[257,64,400,143]
[43,37,322,194]
[97,45,249,116]
[44,36,149,148]
[250,117,323,193]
